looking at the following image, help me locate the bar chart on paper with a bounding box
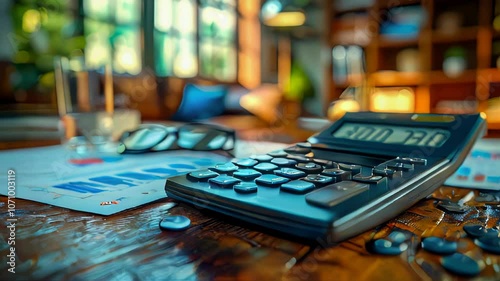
[0,146,229,215]
[445,139,500,190]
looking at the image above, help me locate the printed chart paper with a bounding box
[0,141,289,215]
[445,138,500,190]
[0,146,229,215]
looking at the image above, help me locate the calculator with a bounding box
[165,112,486,243]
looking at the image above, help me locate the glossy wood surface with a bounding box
[1,186,499,281]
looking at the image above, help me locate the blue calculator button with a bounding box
[387,162,413,171]
[233,158,258,167]
[352,174,383,183]
[271,157,297,167]
[159,215,191,231]
[313,159,339,168]
[234,182,258,194]
[255,174,290,186]
[353,174,388,192]
[396,157,427,165]
[474,234,500,254]
[254,163,279,173]
[421,236,458,255]
[210,162,239,174]
[286,154,311,163]
[305,181,369,208]
[267,150,288,157]
[188,169,219,181]
[303,174,334,186]
[463,224,498,238]
[274,168,307,179]
[372,168,396,177]
[321,168,350,181]
[208,175,241,188]
[280,180,315,194]
[250,154,273,162]
[440,253,482,277]
[233,169,262,180]
[338,163,362,175]
[295,162,323,174]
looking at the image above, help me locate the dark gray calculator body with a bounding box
[165,112,486,243]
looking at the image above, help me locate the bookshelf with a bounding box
[326,0,500,132]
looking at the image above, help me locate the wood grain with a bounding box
[1,186,499,281]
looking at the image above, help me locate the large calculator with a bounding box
[165,112,486,243]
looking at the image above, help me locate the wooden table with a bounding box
[1,185,499,281]
[1,118,499,280]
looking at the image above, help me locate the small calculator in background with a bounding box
[165,112,486,243]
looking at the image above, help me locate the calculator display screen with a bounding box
[332,123,450,147]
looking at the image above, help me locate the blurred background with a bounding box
[1,0,499,148]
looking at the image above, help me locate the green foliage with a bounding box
[284,61,315,102]
[10,0,84,91]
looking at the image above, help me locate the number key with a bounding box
[339,163,362,175]
[295,162,323,174]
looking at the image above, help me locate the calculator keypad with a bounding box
[211,162,239,174]
[305,181,370,208]
[270,158,297,167]
[396,157,427,165]
[233,169,262,180]
[234,182,258,193]
[321,168,351,181]
[255,174,289,186]
[187,169,219,181]
[233,158,258,167]
[280,180,315,194]
[208,175,241,187]
[372,168,396,177]
[185,143,428,209]
[274,168,307,179]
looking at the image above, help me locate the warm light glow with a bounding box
[111,32,142,74]
[239,0,260,16]
[494,16,500,31]
[115,46,141,75]
[264,12,306,27]
[154,0,172,31]
[371,88,415,113]
[69,57,85,72]
[238,0,260,88]
[240,95,260,108]
[327,99,360,121]
[239,51,260,88]
[176,0,195,33]
[85,34,112,69]
[239,84,282,124]
[332,45,346,60]
[485,98,500,123]
[173,40,197,78]
[201,6,218,28]
[85,0,102,14]
[217,10,236,34]
[22,9,41,33]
